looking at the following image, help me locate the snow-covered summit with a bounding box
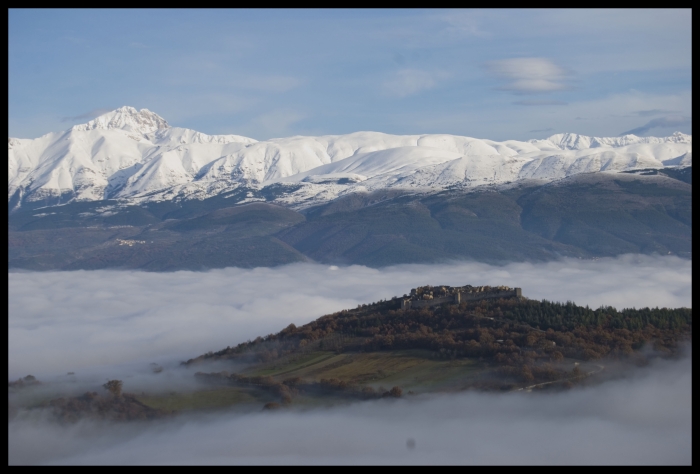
[542,132,692,150]
[8,107,692,211]
[71,106,170,134]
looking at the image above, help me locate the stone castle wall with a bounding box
[461,289,521,302]
[402,288,521,310]
[409,295,455,309]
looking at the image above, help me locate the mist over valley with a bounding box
[8,257,692,464]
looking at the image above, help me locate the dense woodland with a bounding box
[192,297,692,370]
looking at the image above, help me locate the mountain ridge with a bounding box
[8,107,691,212]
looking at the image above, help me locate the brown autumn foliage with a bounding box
[190,297,691,369]
[186,294,691,390]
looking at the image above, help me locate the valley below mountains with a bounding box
[8,170,691,270]
[8,107,692,270]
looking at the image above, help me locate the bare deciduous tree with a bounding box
[103,380,123,397]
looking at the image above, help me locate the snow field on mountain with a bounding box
[8,107,692,209]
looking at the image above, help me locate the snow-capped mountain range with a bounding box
[8,106,692,210]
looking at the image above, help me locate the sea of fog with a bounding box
[8,254,692,465]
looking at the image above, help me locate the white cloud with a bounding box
[486,57,569,93]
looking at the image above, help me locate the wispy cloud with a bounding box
[529,127,554,133]
[620,115,691,136]
[633,109,680,117]
[438,10,488,37]
[383,69,447,98]
[514,100,567,106]
[486,58,570,94]
[9,10,691,140]
[60,108,111,123]
[237,75,304,94]
[248,109,305,139]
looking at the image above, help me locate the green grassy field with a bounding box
[135,386,266,412]
[244,350,485,393]
[129,349,488,413]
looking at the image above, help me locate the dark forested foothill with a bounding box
[191,295,691,366]
[188,291,691,393]
[11,290,692,420]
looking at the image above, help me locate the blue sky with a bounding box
[9,9,692,140]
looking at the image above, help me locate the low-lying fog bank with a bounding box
[9,254,691,379]
[8,352,691,465]
[8,255,692,379]
[8,255,692,464]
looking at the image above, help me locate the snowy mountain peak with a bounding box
[545,133,593,150]
[71,106,170,134]
[669,131,692,142]
[8,108,692,212]
[544,131,692,150]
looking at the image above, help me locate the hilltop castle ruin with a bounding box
[400,285,522,310]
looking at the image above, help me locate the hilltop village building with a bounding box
[400,285,522,310]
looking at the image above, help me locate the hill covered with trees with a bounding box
[186,290,691,400]
[11,289,692,421]
[192,293,691,366]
